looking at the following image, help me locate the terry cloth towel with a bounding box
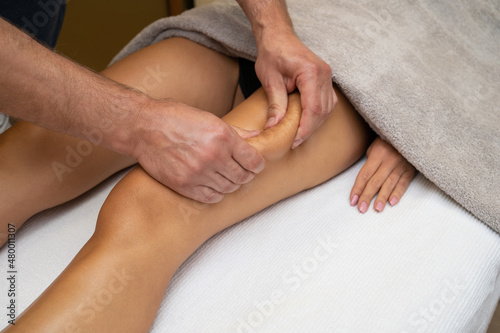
[112,0,500,232]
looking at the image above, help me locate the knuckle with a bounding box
[397,164,409,174]
[209,124,232,144]
[369,177,384,190]
[221,182,235,193]
[397,180,409,190]
[268,103,285,118]
[310,61,330,77]
[194,192,209,203]
[198,146,216,163]
[190,160,204,175]
[247,153,265,173]
[310,62,322,76]
[358,171,372,183]
[309,103,324,117]
[237,171,254,184]
[393,154,404,165]
[399,175,412,187]
[227,160,240,174]
[226,183,241,193]
[203,189,222,203]
[227,163,248,184]
[407,165,417,176]
[385,177,397,190]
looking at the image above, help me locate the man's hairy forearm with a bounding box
[0,17,148,157]
[236,0,294,39]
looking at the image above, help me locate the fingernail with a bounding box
[375,202,384,212]
[350,195,359,206]
[390,197,398,206]
[265,117,276,129]
[359,202,368,214]
[292,138,303,149]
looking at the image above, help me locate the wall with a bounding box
[194,0,216,7]
[56,0,168,71]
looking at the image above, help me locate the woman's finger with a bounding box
[356,161,396,213]
[350,156,382,206]
[373,165,407,212]
[388,164,417,206]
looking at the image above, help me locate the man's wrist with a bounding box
[237,0,294,41]
[98,88,154,160]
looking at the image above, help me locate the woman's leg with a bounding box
[5,87,371,332]
[0,38,242,245]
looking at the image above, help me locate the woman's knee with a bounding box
[93,167,183,251]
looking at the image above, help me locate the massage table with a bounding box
[2,0,499,330]
[1,157,499,332]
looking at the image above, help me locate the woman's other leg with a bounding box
[0,38,242,245]
[5,87,370,332]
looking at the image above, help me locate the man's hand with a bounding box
[130,99,265,203]
[237,0,336,149]
[256,30,336,149]
[0,17,264,204]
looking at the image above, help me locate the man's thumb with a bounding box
[264,86,289,129]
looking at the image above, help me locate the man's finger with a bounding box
[210,172,241,194]
[185,185,224,204]
[263,75,289,129]
[219,158,255,185]
[232,137,265,174]
[293,81,334,149]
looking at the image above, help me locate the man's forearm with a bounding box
[236,0,294,40]
[0,17,148,157]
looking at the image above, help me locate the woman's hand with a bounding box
[350,137,416,213]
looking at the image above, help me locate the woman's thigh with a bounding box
[104,37,241,117]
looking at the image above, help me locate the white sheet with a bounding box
[1,159,499,332]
